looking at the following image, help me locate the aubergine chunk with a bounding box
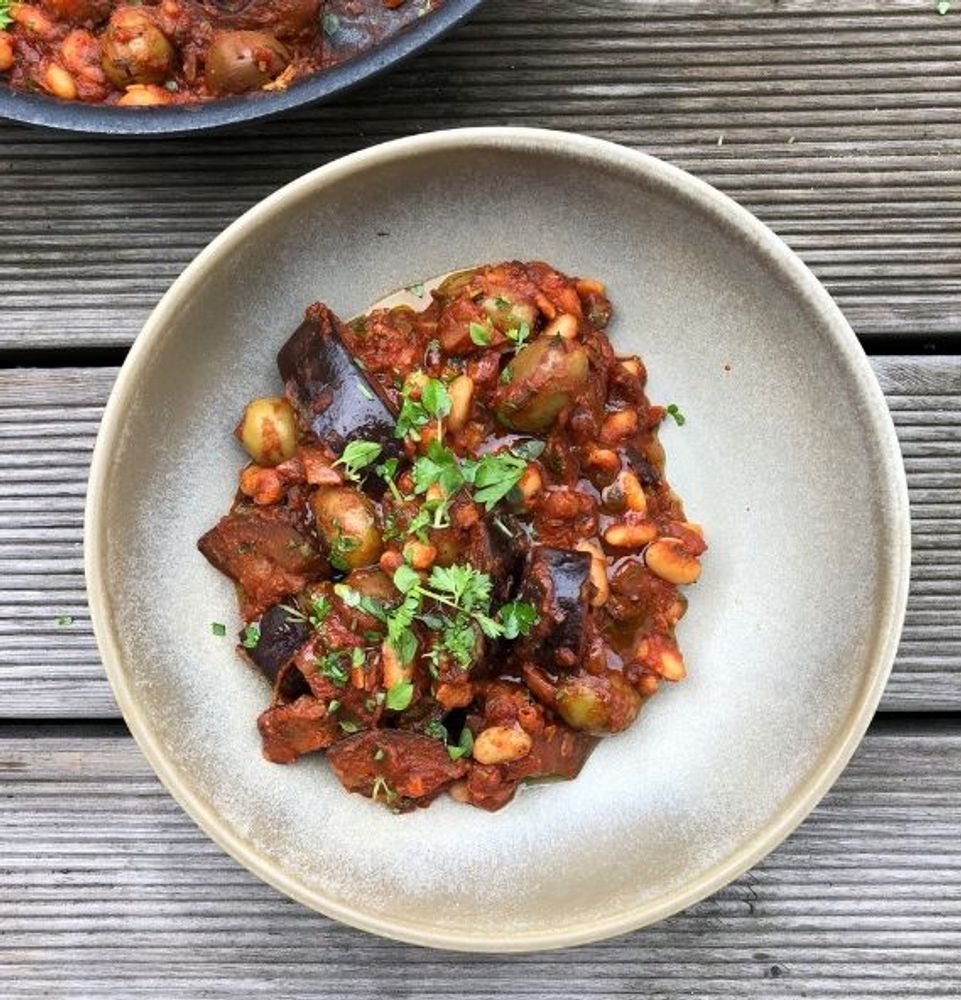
[257,694,338,764]
[197,507,324,619]
[326,730,468,811]
[467,724,595,811]
[516,546,592,673]
[244,602,310,682]
[277,303,398,455]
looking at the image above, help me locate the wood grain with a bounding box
[0,720,958,996]
[0,0,959,348]
[0,357,957,718]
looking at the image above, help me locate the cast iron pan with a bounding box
[0,0,484,135]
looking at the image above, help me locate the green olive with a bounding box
[310,486,382,571]
[204,31,289,96]
[555,671,642,735]
[235,396,297,467]
[496,337,589,432]
[101,8,175,88]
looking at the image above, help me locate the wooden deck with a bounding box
[1,0,959,994]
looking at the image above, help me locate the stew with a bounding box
[0,0,437,105]
[199,260,707,811]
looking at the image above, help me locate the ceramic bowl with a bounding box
[85,128,910,951]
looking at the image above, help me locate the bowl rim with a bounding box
[0,0,484,135]
[84,126,911,952]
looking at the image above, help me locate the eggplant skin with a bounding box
[244,602,310,682]
[518,545,592,672]
[277,303,399,454]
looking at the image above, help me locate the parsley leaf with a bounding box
[498,600,539,640]
[339,719,361,734]
[241,623,261,648]
[406,282,426,297]
[334,440,382,481]
[0,0,12,29]
[322,11,340,34]
[211,622,226,637]
[412,440,467,497]
[385,679,414,711]
[447,726,474,761]
[333,583,388,622]
[666,403,686,427]
[56,614,74,627]
[471,451,529,510]
[393,564,421,593]
[505,321,531,350]
[421,378,451,419]
[425,720,447,741]
[469,322,491,346]
[318,651,349,686]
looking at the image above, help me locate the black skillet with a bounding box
[0,0,484,134]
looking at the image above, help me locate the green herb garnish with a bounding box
[55,614,74,627]
[211,622,226,637]
[447,726,474,761]
[385,679,414,711]
[334,440,382,481]
[318,651,349,687]
[339,719,361,734]
[425,720,448,741]
[322,11,340,33]
[241,623,261,648]
[355,378,375,401]
[666,403,686,427]
[469,322,491,346]
[406,282,426,297]
[505,321,531,350]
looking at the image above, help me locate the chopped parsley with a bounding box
[55,614,74,627]
[666,403,686,427]
[385,678,414,711]
[0,0,11,29]
[351,646,366,669]
[425,720,448,741]
[498,600,539,640]
[333,583,388,622]
[322,11,340,34]
[241,623,261,648]
[334,440,382,481]
[405,282,426,297]
[469,321,492,346]
[328,527,360,571]
[373,747,385,761]
[505,321,531,350]
[937,0,951,13]
[211,622,226,637]
[447,726,474,761]
[395,374,451,440]
[318,651,349,686]
[339,719,361,734]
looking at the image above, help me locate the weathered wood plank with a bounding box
[0,721,958,995]
[0,357,957,717]
[1,0,959,348]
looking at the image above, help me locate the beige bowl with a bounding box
[85,128,910,952]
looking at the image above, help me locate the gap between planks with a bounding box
[0,358,957,718]
[0,719,958,998]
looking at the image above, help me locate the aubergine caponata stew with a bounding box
[198,260,707,812]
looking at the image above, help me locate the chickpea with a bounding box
[235,396,297,467]
[472,725,532,765]
[638,674,659,696]
[43,63,77,100]
[381,639,413,690]
[378,549,404,576]
[425,483,446,504]
[238,464,283,505]
[117,83,172,106]
[542,313,578,340]
[603,469,647,513]
[635,636,686,681]
[101,7,175,88]
[600,409,639,444]
[619,358,643,377]
[575,540,609,607]
[603,517,657,549]
[310,486,382,570]
[448,780,470,804]
[402,539,436,570]
[583,445,620,477]
[0,32,14,73]
[446,374,474,432]
[645,537,702,585]
[12,5,56,38]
